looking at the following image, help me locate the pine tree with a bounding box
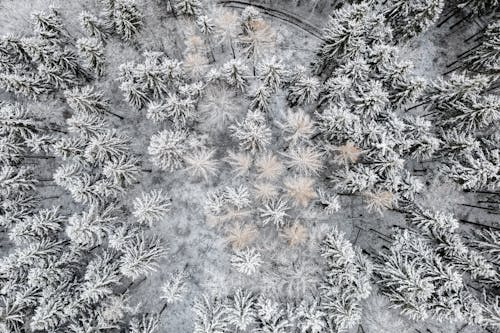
[120,80,150,109]
[84,129,131,165]
[0,165,37,197]
[175,0,202,17]
[425,73,490,111]
[160,270,189,305]
[0,71,49,99]
[80,11,110,41]
[226,289,256,331]
[221,58,249,92]
[461,0,500,16]
[52,136,87,160]
[287,75,320,106]
[254,295,291,333]
[314,3,388,73]
[193,295,229,333]
[196,15,215,35]
[132,189,171,226]
[259,198,290,228]
[148,129,191,171]
[351,80,389,119]
[9,207,64,245]
[66,205,115,249]
[79,251,121,304]
[231,247,262,275]
[31,8,64,39]
[64,85,111,116]
[103,155,141,186]
[384,0,445,40]
[441,94,500,133]
[112,0,143,41]
[463,23,499,75]
[67,112,110,139]
[258,57,288,92]
[230,111,272,153]
[119,232,166,280]
[249,85,271,112]
[77,37,105,76]
[129,313,160,333]
[283,145,324,176]
[319,228,372,331]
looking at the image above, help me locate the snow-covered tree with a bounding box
[287,75,320,106]
[148,129,192,171]
[384,0,445,40]
[64,85,111,116]
[249,85,271,112]
[460,0,500,15]
[279,109,315,146]
[259,198,290,228]
[77,37,105,76]
[226,289,256,331]
[80,11,110,41]
[129,313,160,333]
[320,227,373,331]
[119,232,166,280]
[160,269,189,305]
[463,29,499,75]
[184,148,219,181]
[32,8,64,39]
[284,176,316,207]
[193,295,229,333]
[84,129,131,165]
[283,145,323,176]
[231,247,262,275]
[230,111,272,153]
[132,189,171,226]
[175,0,202,17]
[0,71,49,99]
[112,0,143,41]
[258,57,287,92]
[221,58,249,92]
[66,205,115,249]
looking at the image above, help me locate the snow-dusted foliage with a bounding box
[376,205,499,331]
[0,0,498,332]
[384,0,445,40]
[319,227,373,331]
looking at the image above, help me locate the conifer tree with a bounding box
[84,129,131,165]
[226,289,256,331]
[384,0,445,40]
[80,11,110,41]
[148,129,192,171]
[287,74,320,106]
[320,227,372,331]
[119,232,166,280]
[132,189,171,226]
[193,295,229,333]
[77,37,106,76]
[175,0,202,17]
[31,8,64,39]
[462,22,500,75]
[64,85,111,116]
[230,111,272,153]
[221,59,249,92]
[112,0,143,41]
